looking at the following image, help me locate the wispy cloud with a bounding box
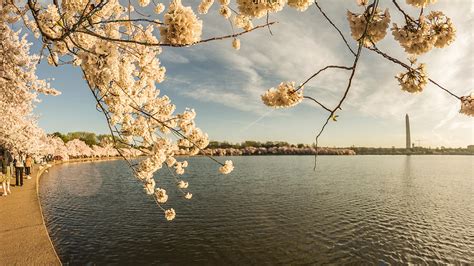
[240,109,275,132]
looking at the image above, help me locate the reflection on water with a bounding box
[39,156,474,264]
[403,155,412,179]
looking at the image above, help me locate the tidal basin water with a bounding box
[39,156,473,264]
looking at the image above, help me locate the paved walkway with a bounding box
[0,165,61,265]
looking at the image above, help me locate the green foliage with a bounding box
[97,134,113,142]
[50,131,112,146]
[65,132,98,146]
[51,132,68,143]
[208,140,295,149]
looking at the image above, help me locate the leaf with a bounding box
[332,115,339,122]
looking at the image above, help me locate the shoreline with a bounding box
[38,156,127,264]
[36,163,62,265]
[0,156,126,265]
[0,163,61,265]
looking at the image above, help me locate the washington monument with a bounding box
[406,114,411,153]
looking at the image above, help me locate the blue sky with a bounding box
[30,0,473,147]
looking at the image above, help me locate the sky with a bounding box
[29,0,473,148]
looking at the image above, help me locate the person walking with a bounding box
[25,155,33,180]
[15,154,24,187]
[1,159,12,196]
[12,157,17,178]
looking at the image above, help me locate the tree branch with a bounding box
[297,65,353,91]
[314,0,356,57]
[368,46,462,100]
[303,96,332,112]
[76,21,277,48]
[312,0,379,170]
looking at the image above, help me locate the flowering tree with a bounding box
[47,136,70,160]
[65,138,94,157]
[0,12,59,157]
[1,0,472,220]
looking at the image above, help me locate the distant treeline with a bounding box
[48,133,473,156]
[208,140,303,149]
[352,146,474,155]
[205,141,355,156]
[206,141,474,156]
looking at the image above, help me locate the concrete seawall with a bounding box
[0,157,125,265]
[0,164,61,265]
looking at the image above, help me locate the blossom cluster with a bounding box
[261,82,303,108]
[165,208,176,221]
[287,0,313,12]
[356,0,369,6]
[154,4,165,14]
[160,0,203,45]
[392,11,456,55]
[460,93,474,117]
[198,0,214,14]
[236,0,285,19]
[233,14,253,31]
[232,38,241,50]
[347,8,391,47]
[219,160,234,174]
[219,2,232,19]
[396,59,428,93]
[406,0,437,8]
[427,11,456,49]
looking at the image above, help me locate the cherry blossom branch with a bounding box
[368,46,462,100]
[97,80,227,168]
[165,166,187,196]
[131,106,226,166]
[27,0,275,48]
[75,21,277,48]
[27,0,108,43]
[392,0,417,24]
[87,87,170,213]
[303,96,332,112]
[313,42,364,161]
[309,0,380,169]
[93,18,164,25]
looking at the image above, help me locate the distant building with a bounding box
[468,145,474,151]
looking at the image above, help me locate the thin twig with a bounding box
[303,96,332,112]
[93,18,164,25]
[314,0,356,57]
[266,12,273,36]
[76,21,277,48]
[297,65,353,91]
[392,0,416,24]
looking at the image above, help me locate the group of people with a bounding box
[0,153,33,197]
